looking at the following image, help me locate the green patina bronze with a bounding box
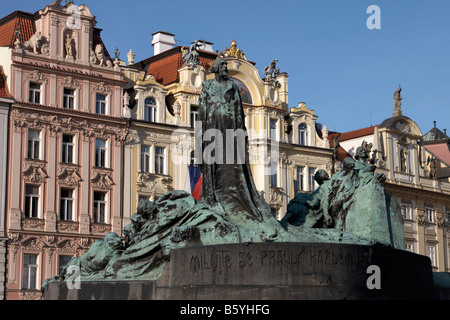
[42,58,404,287]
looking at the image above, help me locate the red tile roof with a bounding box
[425,143,450,167]
[0,11,35,47]
[334,125,379,143]
[0,66,12,100]
[142,47,217,85]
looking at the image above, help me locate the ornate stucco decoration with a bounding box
[61,76,81,88]
[22,218,45,230]
[224,39,247,60]
[91,169,114,190]
[23,160,48,183]
[25,70,48,84]
[269,186,284,208]
[93,81,113,94]
[393,119,412,134]
[57,164,82,187]
[57,221,79,232]
[137,172,174,195]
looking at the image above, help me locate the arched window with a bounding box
[144,97,157,122]
[298,123,308,146]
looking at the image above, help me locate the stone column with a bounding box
[436,207,446,271]
[45,128,57,232]
[416,206,426,256]
[79,132,91,234]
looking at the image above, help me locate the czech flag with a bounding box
[184,166,203,200]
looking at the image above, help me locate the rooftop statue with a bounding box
[393,85,403,117]
[181,40,204,67]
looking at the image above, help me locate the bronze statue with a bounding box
[198,57,273,223]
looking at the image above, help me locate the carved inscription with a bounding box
[188,246,369,275]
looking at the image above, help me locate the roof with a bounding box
[331,125,379,143]
[423,125,449,142]
[140,46,217,85]
[0,11,35,47]
[0,66,12,100]
[425,143,450,167]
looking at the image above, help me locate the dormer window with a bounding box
[144,97,157,122]
[298,123,308,146]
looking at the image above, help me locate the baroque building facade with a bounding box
[121,32,333,226]
[330,101,450,272]
[0,2,127,299]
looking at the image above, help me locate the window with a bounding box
[269,118,278,141]
[29,82,41,104]
[93,192,106,223]
[63,88,75,109]
[62,134,74,163]
[144,97,157,122]
[27,130,40,160]
[96,93,106,114]
[58,255,73,274]
[425,207,435,223]
[270,166,278,187]
[298,123,308,146]
[405,243,414,253]
[141,145,151,173]
[155,147,165,174]
[308,167,316,191]
[427,245,437,267]
[60,188,74,221]
[191,106,199,128]
[24,185,39,218]
[401,203,412,220]
[22,254,38,290]
[294,166,305,194]
[95,139,106,168]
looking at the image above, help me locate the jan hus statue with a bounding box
[197,57,273,223]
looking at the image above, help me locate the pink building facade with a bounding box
[0,2,127,300]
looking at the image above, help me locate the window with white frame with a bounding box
[308,167,316,191]
[93,191,106,223]
[63,88,75,109]
[298,123,308,146]
[144,97,157,122]
[29,82,41,104]
[269,165,278,187]
[95,93,107,114]
[60,188,74,221]
[427,245,437,267]
[191,106,199,129]
[425,207,435,223]
[269,118,278,141]
[155,147,165,174]
[62,134,74,164]
[95,139,106,168]
[401,203,413,220]
[24,185,39,218]
[141,145,151,173]
[294,166,305,194]
[22,253,38,290]
[27,130,40,160]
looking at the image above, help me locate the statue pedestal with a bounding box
[43,243,439,300]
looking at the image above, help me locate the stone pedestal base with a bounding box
[43,243,439,300]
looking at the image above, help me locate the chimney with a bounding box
[152,31,175,56]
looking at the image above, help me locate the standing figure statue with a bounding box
[198,57,273,223]
[65,34,73,58]
[264,59,281,87]
[393,85,403,116]
[182,40,204,67]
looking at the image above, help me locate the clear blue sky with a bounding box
[1,0,449,135]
